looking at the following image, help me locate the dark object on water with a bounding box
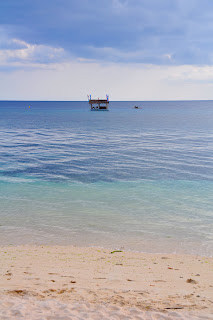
[89,99,109,111]
[133,105,142,109]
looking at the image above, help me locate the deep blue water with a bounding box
[0,101,213,255]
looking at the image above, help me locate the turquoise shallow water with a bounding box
[0,101,213,255]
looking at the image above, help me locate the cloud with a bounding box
[2,1,213,100]
[1,61,213,101]
[112,0,128,11]
[0,34,67,69]
[166,65,213,82]
[85,45,175,64]
[1,1,213,65]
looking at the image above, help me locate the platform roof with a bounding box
[89,99,109,104]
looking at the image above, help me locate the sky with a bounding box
[1,0,213,100]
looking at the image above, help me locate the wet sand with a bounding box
[0,245,213,319]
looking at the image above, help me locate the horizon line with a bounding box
[1,99,213,102]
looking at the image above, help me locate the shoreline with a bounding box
[1,245,213,319]
[1,241,212,258]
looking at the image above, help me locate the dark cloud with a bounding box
[1,0,213,64]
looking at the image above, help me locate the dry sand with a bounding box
[0,245,213,319]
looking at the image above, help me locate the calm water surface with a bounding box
[0,101,213,255]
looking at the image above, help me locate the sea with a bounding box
[0,100,213,256]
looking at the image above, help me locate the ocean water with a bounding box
[0,100,213,255]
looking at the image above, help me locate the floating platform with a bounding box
[89,99,109,111]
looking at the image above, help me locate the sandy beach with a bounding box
[0,245,213,319]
